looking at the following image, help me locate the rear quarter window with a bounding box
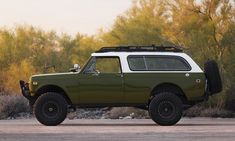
[127,55,191,71]
[127,56,146,70]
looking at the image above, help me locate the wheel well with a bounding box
[32,85,72,105]
[150,83,188,104]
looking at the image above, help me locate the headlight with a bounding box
[32,81,38,85]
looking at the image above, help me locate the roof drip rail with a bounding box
[96,45,183,53]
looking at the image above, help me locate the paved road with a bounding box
[0,118,235,141]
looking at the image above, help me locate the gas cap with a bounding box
[196,79,201,83]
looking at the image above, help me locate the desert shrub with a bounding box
[200,108,234,118]
[184,104,234,118]
[183,105,204,117]
[0,95,31,119]
[225,86,235,111]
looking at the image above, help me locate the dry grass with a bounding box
[0,95,31,119]
[225,86,235,111]
[184,105,234,118]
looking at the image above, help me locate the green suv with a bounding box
[20,45,222,126]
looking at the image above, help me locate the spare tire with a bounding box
[204,60,222,95]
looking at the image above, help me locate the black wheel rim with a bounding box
[42,101,60,119]
[158,101,175,118]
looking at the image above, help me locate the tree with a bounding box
[100,0,172,46]
[3,59,36,94]
[164,0,235,107]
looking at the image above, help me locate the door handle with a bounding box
[185,73,190,77]
[115,73,123,78]
[91,70,100,76]
[92,73,99,76]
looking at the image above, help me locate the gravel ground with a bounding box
[0,118,235,141]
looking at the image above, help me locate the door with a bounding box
[78,56,124,104]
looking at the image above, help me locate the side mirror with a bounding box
[69,64,81,72]
[74,64,81,70]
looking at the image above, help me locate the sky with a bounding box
[0,0,132,36]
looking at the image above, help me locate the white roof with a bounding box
[91,52,203,73]
[92,51,185,56]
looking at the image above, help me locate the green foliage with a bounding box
[100,0,171,46]
[3,59,36,93]
[161,0,235,107]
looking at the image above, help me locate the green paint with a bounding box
[29,71,205,105]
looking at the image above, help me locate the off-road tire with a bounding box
[34,92,67,126]
[149,92,183,126]
[204,60,222,94]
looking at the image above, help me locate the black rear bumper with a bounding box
[19,80,31,99]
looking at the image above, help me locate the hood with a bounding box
[32,72,79,78]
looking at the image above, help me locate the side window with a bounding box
[127,56,146,70]
[128,55,190,71]
[83,56,121,74]
[145,56,190,71]
[96,57,121,73]
[83,57,96,73]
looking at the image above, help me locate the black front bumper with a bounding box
[19,80,31,99]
